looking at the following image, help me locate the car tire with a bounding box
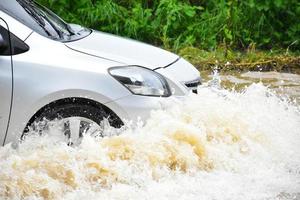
[23,102,123,144]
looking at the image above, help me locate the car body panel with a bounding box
[5,32,133,144]
[0,19,13,145]
[0,2,201,145]
[155,58,201,96]
[0,11,32,41]
[105,95,163,123]
[159,58,200,82]
[65,30,179,70]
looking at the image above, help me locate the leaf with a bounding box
[274,0,283,8]
[183,5,196,17]
[224,28,233,41]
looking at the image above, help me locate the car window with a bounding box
[0,24,29,56]
[0,0,90,42]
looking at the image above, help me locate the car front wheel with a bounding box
[23,102,123,145]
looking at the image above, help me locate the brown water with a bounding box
[202,71,300,102]
[0,71,299,200]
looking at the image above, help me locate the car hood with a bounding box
[65,30,179,70]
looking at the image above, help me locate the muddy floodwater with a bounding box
[202,71,300,102]
[0,71,300,200]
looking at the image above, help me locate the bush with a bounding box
[37,0,300,51]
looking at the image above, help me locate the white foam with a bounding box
[0,83,299,200]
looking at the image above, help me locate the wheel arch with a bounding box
[23,97,124,133]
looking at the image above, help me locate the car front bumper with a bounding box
[104,94,169,124]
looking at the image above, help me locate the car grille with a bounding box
[184,78,201,94]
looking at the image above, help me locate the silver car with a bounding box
[0,0,201,145]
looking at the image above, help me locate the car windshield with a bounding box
[0,0,91,42]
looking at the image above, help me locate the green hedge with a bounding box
[37,0,300,51]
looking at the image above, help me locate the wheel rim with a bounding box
[23,117,109,145]
[62,117,102,145]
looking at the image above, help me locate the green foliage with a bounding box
[37,0,300,51]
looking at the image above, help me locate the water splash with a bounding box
[0,83,300,200]
[207,67,222,88]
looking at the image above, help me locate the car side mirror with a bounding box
[0,33,8,54]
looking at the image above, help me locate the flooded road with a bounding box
[202,71,300,102]
[0,71,300,200]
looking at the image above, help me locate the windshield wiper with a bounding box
[39,12,64,39]
[42,6,76,37]
[66,24,76,35]
[19,0,65,39]
[17,0,52,37]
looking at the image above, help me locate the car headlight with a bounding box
[109,66,171,97]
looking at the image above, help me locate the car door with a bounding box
[0,18,12,145]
